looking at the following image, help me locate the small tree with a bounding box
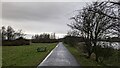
[2,26,6,40]
[50,33,56,39]
[14,29,26,39]
[6,26,15,40]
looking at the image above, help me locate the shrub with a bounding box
[63,36,81,47]
[2,38,30,46]
[31,39,58,43]
[94,43,114,63]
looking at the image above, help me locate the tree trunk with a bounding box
[87,51,92,58]
[95,54,99,62]
[93,40,99,62]
[87,41,93,58]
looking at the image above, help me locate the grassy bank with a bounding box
[65,43,120,66]
[64,43,100,66]
[2,43,57,66]
[0,46,2,68]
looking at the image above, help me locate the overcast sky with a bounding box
[1,0,103,38]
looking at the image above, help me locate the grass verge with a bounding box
[2,43,57,66]
[64,43,100,66]
[0,46,2,68]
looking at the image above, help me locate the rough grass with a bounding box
[2,43,57,66]
[0,46,2,68]
[103,50,120,66]
[64,43,100,66]
[65,43,120,66]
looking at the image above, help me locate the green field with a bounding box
[2,43,57,66]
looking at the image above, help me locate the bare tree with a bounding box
[2,26,6,40]
[88,0,120,38]
[68,1,119,61]
[6,26,15,40]
[2,26,26,40]
[68,5,95,58]
[32,33,50,40]
[88,0,120,20]
[50,33,56,39]
[14,29,26,39]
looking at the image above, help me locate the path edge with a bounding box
[37,43,59,67]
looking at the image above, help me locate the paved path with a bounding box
[37,42,80,67]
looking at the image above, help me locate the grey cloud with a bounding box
[2,2,86,22]
[2,2,86,36]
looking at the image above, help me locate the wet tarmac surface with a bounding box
[37,42,80,67]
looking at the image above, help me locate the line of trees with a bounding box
[1,26,25,40]
[67,0,120,62]
[1,26,31,46]
[32,33,58,43]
